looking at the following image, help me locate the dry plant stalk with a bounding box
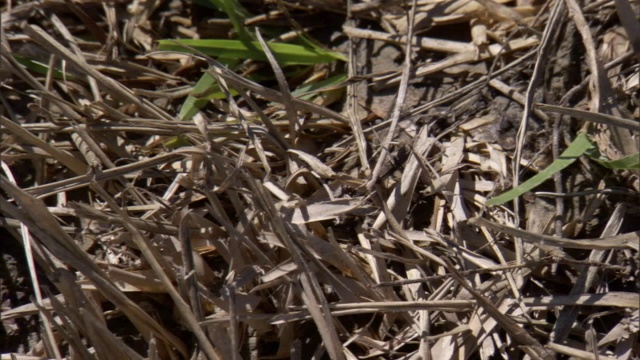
[1,0,638,359]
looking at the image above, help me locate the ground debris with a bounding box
[1,0,638,359]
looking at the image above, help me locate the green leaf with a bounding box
[13,55,77,81]
[191,0,252,37]
[589,152,640,170]
[179,73,221,121]
[292,74,347,101]
[164,136,191,149]
[157,39,347,65]
[209,0,253,41]
[196,0,250,15]
[485,132,595,207]
[178,56,242,121]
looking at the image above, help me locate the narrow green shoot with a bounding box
[179,73,235,121]
[586,150,640,170]
[292,74,348,101]
[485,132,595,207]
[157,39,347,66]
[13,55,77,80]
[192,0,252,40]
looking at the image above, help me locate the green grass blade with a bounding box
[157,39,346,65]
[179,73,221,121]
[177,56,242,121]
[13,55,77,80]
[164,136,191,149]
[178,71,241,121]
[193,0,251,16]
[218,0,252,42]
[589,152,640,170]
[485,132,595,207]
[191,0,252,37]
[292,74,347,101]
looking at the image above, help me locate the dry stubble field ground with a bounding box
[1,0,639,359]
